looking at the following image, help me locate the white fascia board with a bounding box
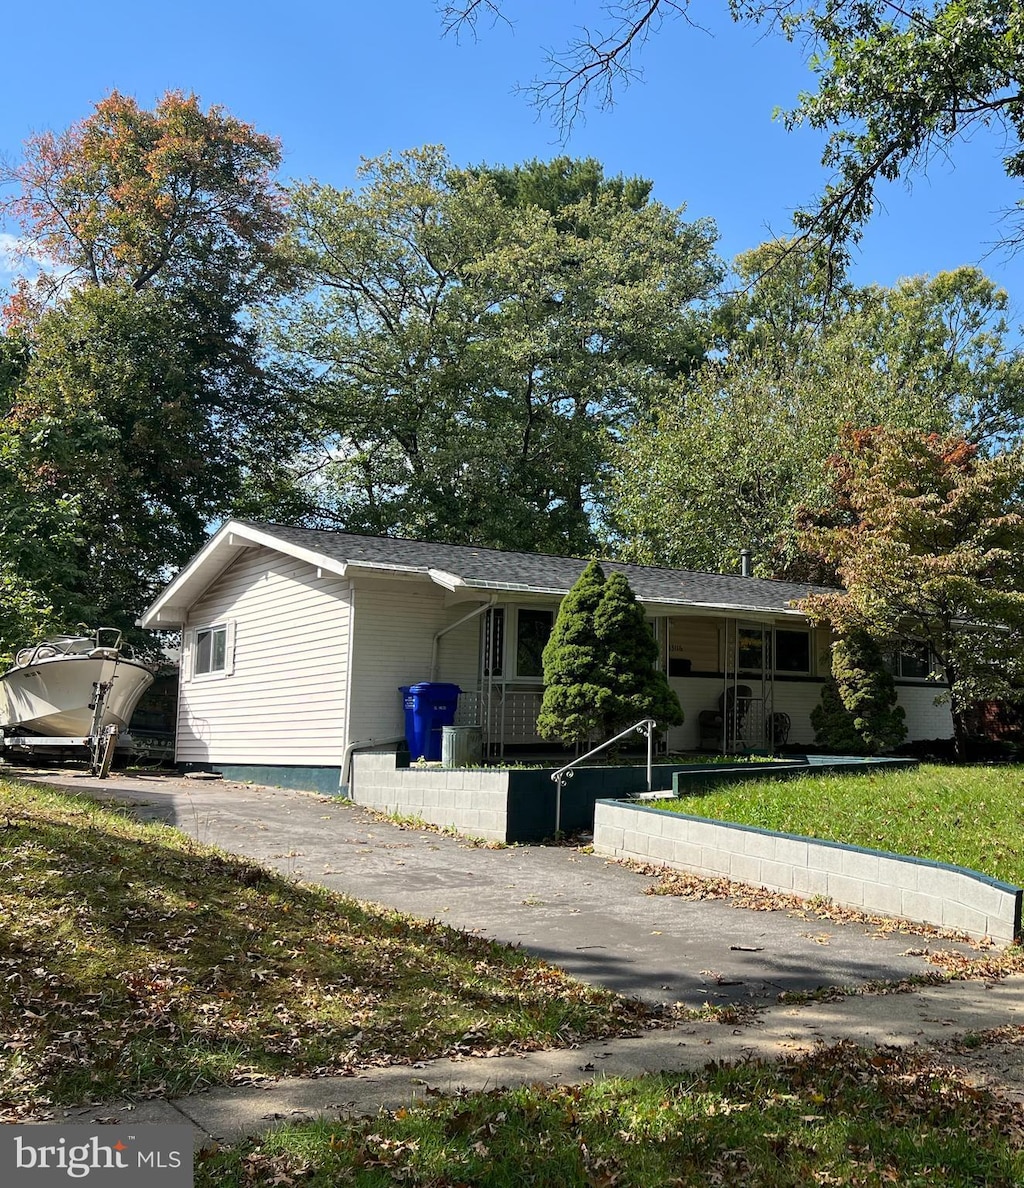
[139,522,247,628]
[228,523,350,579]
[138,520,351,628]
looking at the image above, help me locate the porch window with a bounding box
[737,626,765,672]
[775,629,811,675]
[515,608,554,678]
[737,625,811,675]
[484,607,555,679]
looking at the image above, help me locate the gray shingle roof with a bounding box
[239,522,837,615]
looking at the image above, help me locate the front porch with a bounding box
[443,608,829,760]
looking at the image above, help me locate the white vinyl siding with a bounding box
[897,686,954,740]
[176,547,351,766]
[347,579,483,743]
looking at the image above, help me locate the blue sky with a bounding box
[1,0,1020,316]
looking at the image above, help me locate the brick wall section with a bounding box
[593,800,1022,945]
[349,750,512,843]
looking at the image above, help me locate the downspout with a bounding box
[340,735,407,794]
[430,596,497,681]
[342,598,497,794]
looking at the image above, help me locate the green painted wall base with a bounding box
[179,763,342,795]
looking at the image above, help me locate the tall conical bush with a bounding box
[593,570,684,736]
[537,560,610,746]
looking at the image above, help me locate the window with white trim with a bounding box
[889,641,935,680]
[737,625,811,675]
[483,607,555,680]
[192,622,232,678]
[775,629,811,675]
[515,608,554,679]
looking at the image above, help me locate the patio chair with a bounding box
[697,685,752,750]
[767,711,791,748]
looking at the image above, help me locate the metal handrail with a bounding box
[550,717,658,835]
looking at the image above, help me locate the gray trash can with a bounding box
[441,724,482,767]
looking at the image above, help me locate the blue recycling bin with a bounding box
[399,682,462,761]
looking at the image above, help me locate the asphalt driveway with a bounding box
[10,766,980,1009]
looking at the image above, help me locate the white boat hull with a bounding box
[0,654,154,737]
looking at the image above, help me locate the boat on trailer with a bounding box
[0,629,155,776]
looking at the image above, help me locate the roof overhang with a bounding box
[138,520,815,631]
[137,520,353,628]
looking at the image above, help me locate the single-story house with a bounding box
[138,520,953,793]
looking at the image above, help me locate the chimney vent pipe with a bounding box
[739,549,752,578]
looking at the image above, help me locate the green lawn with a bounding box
[194,1042,1024,1186]
[648,763,1024,886]
[0,778,655,1117]
[6,775,1024,1184]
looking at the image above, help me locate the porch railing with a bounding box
[550,718,657,835]
[456,688,546,756]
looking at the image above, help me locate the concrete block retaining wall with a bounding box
[350,750,512,843]
[348,752,716,843]
[593,799,1022,945]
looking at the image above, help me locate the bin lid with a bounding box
[405,682,462,695]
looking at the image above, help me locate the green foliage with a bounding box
[0,92,295,646]
[593,571,684,735]
[610,261,1023,576]
[467,154,653,218]
[812,630,906,755]
[810,677,866,755]
[0,563,54,666]
[537,561,610,745]
[280,146,721,551]
[537,563,682,746]
[761,0,1024,258]
[799,427,1024,755]
[1,285,298,646]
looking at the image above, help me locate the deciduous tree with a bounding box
[0,92,295,647]
[1,89,289,313]
[280,146,721,552]
[798,427,1024,756]
[609,262,1023,577]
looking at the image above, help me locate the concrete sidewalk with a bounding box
[56,976,1024,1144]
[11,766,1024,1144]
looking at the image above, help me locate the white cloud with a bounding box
[0,231,26,276]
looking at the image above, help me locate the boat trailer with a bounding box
[1,679,123,778]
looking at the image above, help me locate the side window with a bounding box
[515,609,554,679]
[190,622,233,679]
